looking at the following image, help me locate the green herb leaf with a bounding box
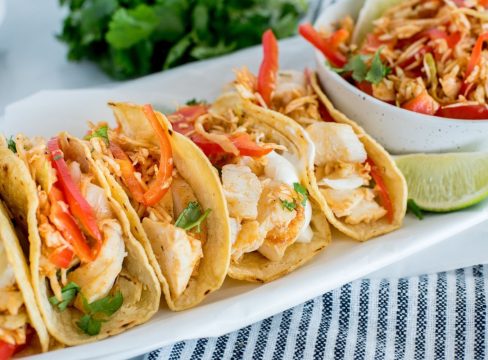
[84,126,109,144]
[407,199,424,220]
[49,282,80,311]
[328,54,370,83]
[186,98,207,106]
[190,40,236,60]
[365,49,391,85]
[7,137,16,153]
[280,199,297,211]
[83,292,123,317]
[175,201,211,232]
[163,33,193,70]
[77,314,102,336]
[106,4,159,50]
[58,0,307,80]
[293,183,308,206]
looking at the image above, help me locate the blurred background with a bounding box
[0,0,322,113]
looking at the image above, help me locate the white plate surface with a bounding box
[2,38,488,360]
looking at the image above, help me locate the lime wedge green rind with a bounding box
[395,153,488,212]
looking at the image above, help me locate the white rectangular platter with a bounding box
[2,38,488,359]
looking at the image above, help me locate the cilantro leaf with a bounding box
[77,314,102,336]
[83,292,123,317]
[293,183,308,206]
[329,54,370,83]
[49,282,80,311]
[7,137,16,153]
[365,49,391,85]
[186,98,207,106]
[58,0,307,80]
[175,202,211,232]
[407,199,424,220]
[280,199,296,211]
[106,5,159,50]
[84,126,109,144]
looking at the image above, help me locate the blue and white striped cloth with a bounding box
[145,265,488,360]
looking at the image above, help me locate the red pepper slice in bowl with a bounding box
[299,23,347,68]
[401,92,439,115]
[436,104,488,119]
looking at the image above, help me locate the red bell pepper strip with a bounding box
[329,28,349,49]
[47,137,102,248]
[299,23,347,68]
[0,341,16,360]
[142,105,174,207]
[170,106,272,158]
[366,158,393,223]
[361,34,396,53]
[228,133,273,157]
[356,81,374,97]
[48,246,74,269]
[170,105,208,136]
[401,92,439,115]
[192,133,272,158]
[466,32,488,78]
[436,104,488,119]
[109,142,146,204]
[48,186,94,263]
[418,29,461,49]
[257,29,279,106]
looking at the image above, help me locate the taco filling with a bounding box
[169,101,314,263]
[232,31,392,226]
[0,241,29,357]
[86,104,211,299]
[14,135,126,336]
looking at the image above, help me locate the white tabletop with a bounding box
[1,0,487,282]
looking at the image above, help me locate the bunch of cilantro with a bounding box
[58,0,307,80]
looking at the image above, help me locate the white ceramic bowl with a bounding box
[314,0,488,154]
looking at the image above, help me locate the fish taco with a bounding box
[232,30,407,240]
[0,200,49,359]
[0,134,160,346]
[167,93,331,283]
[85,102,231,310]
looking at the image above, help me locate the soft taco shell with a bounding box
[90,102,231,311]
[0,134,161,346]
[211,93,331,283]
[309,72,408,240]
[0,200,49,354]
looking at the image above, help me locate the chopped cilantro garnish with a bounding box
[83,291,124,316]
[280,199,297,211]
[293,182,308,206]
[185,98,207,106]
[7,137,17,153]
[49,282,80,311]
[77,314,102,336]
[77,292,124,336]
[365,49,391,84]
[84,126,109,144]
[330,48,390,85]
[407,199,424,220]
[329,54,369,83]
[175,201,211,232]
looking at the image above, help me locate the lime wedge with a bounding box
[395,153,488,212]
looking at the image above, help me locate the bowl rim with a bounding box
[313,0,488,124]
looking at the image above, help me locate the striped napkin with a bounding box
[144,265,487,360]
